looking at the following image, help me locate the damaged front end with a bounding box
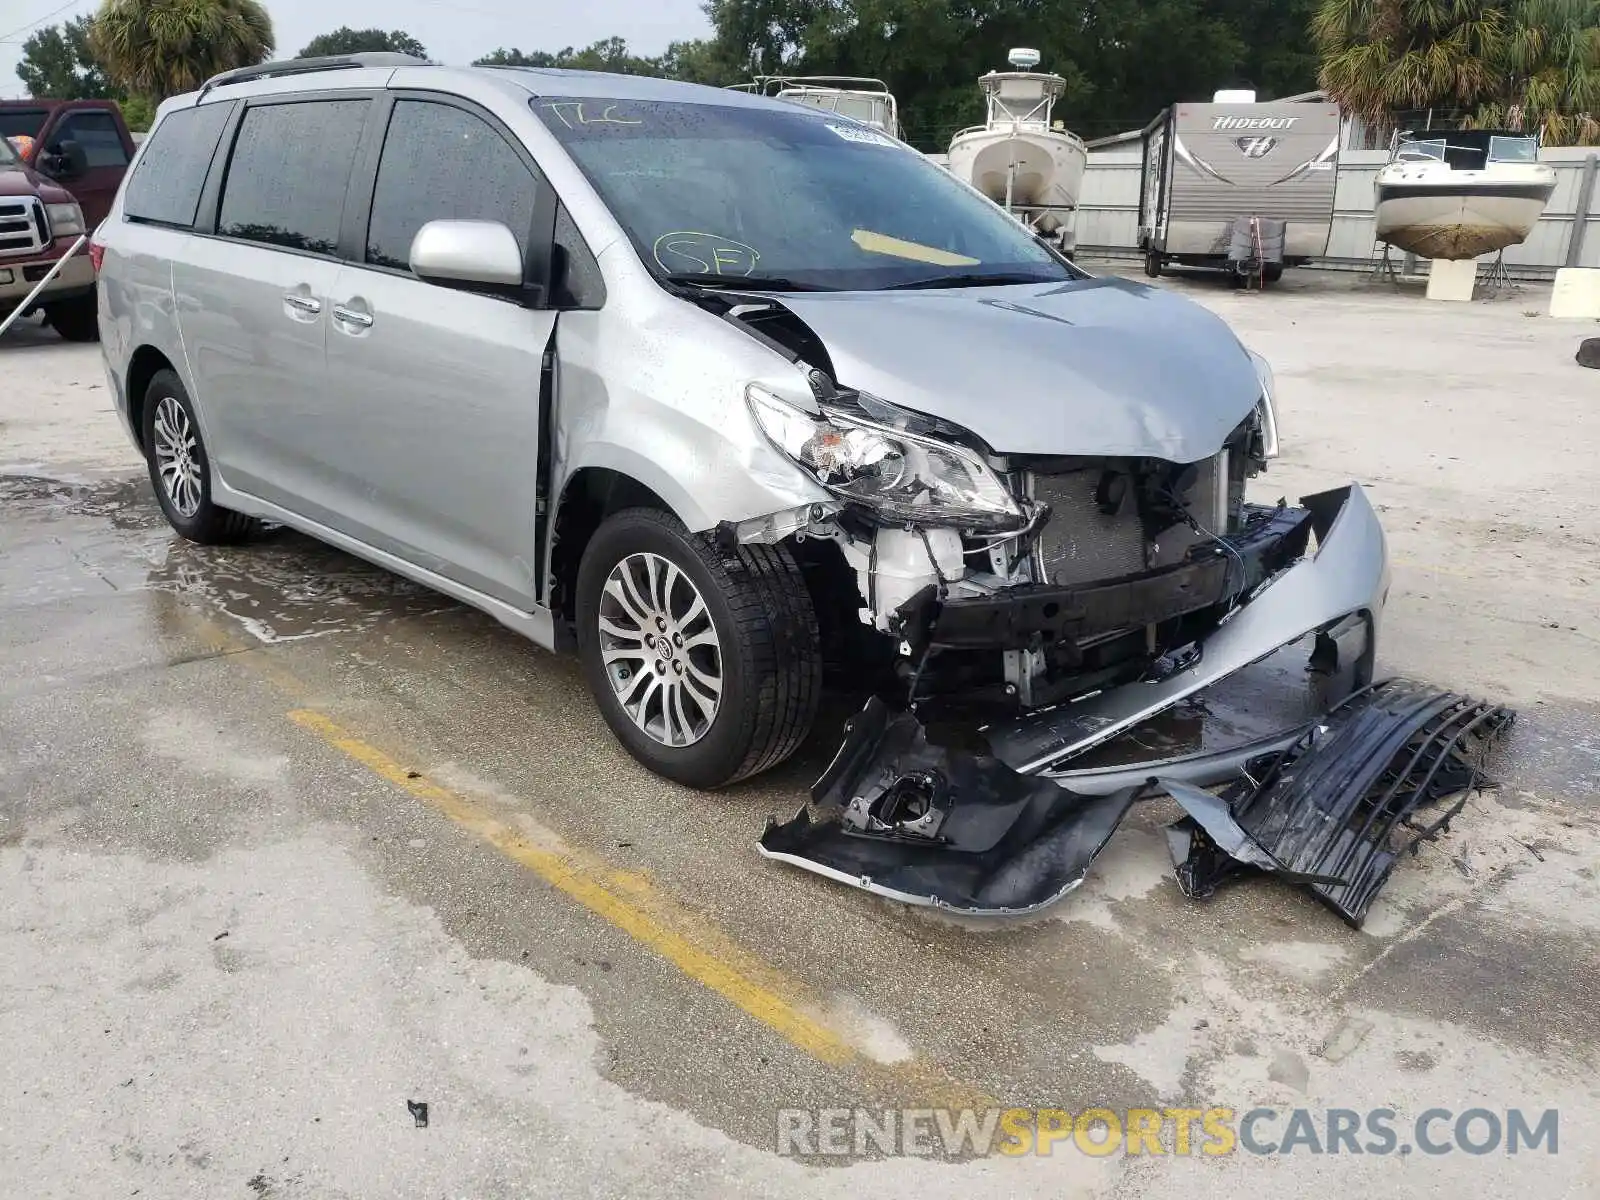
[739,391,1398,914]
[702,287,1419,917]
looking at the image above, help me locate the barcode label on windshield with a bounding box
[825,122,898,148]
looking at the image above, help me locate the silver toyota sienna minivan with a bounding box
[96,54,1388,807]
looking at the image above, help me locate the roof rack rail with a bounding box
[197,53,429,100]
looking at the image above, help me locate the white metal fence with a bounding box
[1074,143,1600,277]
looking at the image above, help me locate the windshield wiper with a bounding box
[662,273,835,292]
[880,271,1062,291]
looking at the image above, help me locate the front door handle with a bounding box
[332,304,373,330]
[283,292,321,315]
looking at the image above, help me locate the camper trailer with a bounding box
[1138,92,1341,284]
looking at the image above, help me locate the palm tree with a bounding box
[1311,0,1508,123]
[1471,0,1600,143]
[90,0,273,102]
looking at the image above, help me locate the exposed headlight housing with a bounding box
[45,202,85,239]
[1248,349,1280,460]
[746,384,1023,530]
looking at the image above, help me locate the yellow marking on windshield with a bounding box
[851,230,980,266]
[653,231,760,275]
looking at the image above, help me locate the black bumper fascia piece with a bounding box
[758,697,1144,914]
[910,503,1313,653]
[1162,678,1516,926]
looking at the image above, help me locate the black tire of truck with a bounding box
[45,293,99,342]
[575,507,823,790]
[140,368,262,545]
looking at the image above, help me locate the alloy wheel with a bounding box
[597,551,723,748]
[152,396,202,518]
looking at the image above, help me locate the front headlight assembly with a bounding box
[45,202,85,239]
[746,384,1022,530]
[1248,349,1280,460]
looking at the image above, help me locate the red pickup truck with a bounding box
[0,100,137,342]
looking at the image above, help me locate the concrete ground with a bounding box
[2,271,1597,1199]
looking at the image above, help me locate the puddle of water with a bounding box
[2,472,455,642]
[0,474,168,532]
[150,536,456,642]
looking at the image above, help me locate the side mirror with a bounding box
[43,139,88,178]
[409,219,531,300]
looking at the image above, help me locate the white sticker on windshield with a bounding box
[825,122,898,148]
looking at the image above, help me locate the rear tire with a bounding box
[1143,249,1163,278]
[576,507,822,789]
[141,369,261,544]
[45,293,98,342]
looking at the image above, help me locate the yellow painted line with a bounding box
[287,707,855,1066]
[179,608,998,1104]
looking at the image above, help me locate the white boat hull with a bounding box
[947,128,1087,233]
[1374,163,1557,260]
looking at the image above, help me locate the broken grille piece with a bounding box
[1162,678,1516,926]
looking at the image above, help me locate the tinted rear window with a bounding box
[49,109,129,167]
[0,109,47,139]
[124,101,236,228]
[218,99,369,255]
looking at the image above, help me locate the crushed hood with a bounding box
[770,276,1263,461]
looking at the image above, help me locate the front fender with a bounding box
[553,303,833,533]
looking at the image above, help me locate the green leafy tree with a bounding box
[90,0,274,101]
[475,38,665,75]
[476,0,1333,151]
[474,48,560,67]
[297,27,427,59]
[654,37,739,84]
[120,94,156,130]
[16,16,121,99]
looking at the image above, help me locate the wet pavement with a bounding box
[3,288,1599,1197]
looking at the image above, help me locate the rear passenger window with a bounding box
[219,99,368,256]
[124,101,235,228]
[365,100,538,272]
[50,110,129,167]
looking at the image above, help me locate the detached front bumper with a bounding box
[758,483,1393,915]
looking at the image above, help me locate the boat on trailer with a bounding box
[731,75,901,140]
[1373,129,1557,260]
[946,49,1088,255]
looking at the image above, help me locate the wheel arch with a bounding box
[549,465,683,643]
[125,344,178,451]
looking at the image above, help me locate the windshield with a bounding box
[1489,135,1538,162]
[0,137,16,166]
[532,97,1076,291]
[780,91,888,126]
[1395,138,1447,162]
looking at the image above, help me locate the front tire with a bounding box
[576,507,822,789]
[141,369,260,544]
[1143,249,1163,278]
[45,293,99,342]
